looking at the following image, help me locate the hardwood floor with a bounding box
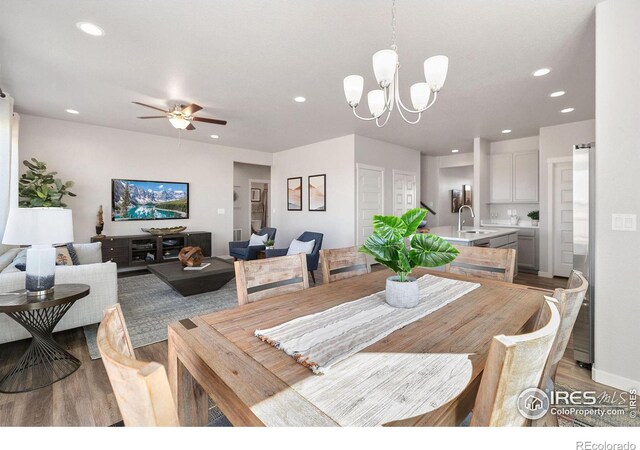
[0,269,619,426]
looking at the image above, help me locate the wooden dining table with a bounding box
[167,268,545,426]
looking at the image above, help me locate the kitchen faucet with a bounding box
[458,205,476,232]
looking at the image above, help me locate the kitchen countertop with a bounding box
[481,221,539,229]
[429,225,520,244]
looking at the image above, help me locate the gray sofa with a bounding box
[0,242,118,344]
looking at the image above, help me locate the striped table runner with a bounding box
[255,274,480,374]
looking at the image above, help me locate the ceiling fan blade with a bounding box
[186,123,196,130]
[132,101,168,113]
[192,116,228,126]
[182,103,203,116]
[137,116,167,119]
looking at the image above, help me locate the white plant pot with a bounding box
[385,276,419,308]
[532,220,539,226]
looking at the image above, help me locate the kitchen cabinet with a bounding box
[517,229,538,272]
[489,151,539,203]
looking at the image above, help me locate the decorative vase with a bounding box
[532,220,539,226]
[95,224,104,236]
[179,246,204,267]
[385,276,419,308]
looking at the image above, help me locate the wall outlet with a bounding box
[612,213,637,231]
[217,208,225,215]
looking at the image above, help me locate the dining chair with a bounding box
[445,246,516,283]
[234,253,309,306]
[320,246,370,283]
[265,231,323,283]
[470,297,561,426]
[97,304,179,427]
[532,270,588,427]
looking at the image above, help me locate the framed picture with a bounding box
[308,174,326,212]
[287,177,302,211]
[251,188,261,202]
[463,184,472,206]
[451,189,463,213]
[111,179,189,221]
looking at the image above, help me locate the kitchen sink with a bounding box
[461,229,495,234]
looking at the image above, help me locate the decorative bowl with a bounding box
[141,226,187,236]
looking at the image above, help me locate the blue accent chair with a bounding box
[228,227,277,261]
[265,231,323,283]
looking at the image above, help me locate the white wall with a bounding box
[18,115,272,256]
[593,0,640,390]
[489,136,539,154]
[233,162,271,240]
[271,135,355,250]
[0,96,15,253]
[354,135,422,216]
[538,120,595,275]
[472,138,490,228]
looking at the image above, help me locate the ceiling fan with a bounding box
[133,101,227,130]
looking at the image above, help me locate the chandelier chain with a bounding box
[391,0,397,50]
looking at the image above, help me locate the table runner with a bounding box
[255,274,480,374]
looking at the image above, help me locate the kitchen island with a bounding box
[428,225,519,248]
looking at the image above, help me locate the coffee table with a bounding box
[147,257,235,297]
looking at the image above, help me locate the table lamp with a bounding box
[2,207,74,297]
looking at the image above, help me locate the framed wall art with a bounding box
[287,177,302,211]
[308,174,326,212]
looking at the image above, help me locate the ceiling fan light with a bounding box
[169,117,190,129]
[410,82,431,111]
[367,90,386,118]
[343,75,364,107]
[372,49,398,88]
[424,55,449,92]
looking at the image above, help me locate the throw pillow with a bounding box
[66,243,80,265]
[15,263,26,271]
[73,242,102,265]
[55,245,74,266]
[248,233,268,246]
[12,249,27,271]
[286,239,315,256]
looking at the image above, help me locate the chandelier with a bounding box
[342,0,449,127]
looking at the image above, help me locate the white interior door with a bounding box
[393,171,417,216]
[553,162,573,277]
[357,165,384,256]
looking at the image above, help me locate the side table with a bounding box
[0,284,90,393]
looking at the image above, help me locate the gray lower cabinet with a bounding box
[517,229,538,273]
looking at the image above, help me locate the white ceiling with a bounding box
[0,0,599,154]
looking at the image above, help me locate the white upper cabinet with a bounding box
[489,151,539,203]
[489,153,513,203]
[513,151,539,202]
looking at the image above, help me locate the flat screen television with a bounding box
[111,179,189,221]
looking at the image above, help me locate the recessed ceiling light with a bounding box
[502,129,512,134]
[451,149,459,153]
[550,91,566,98]
[210,134,219,139]
[561,108,575,113]
[65,109,79,114]
[293,96,306,103]
[533,68,551,77]
[76,22,105,37]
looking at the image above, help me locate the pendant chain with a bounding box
[391,0,397,51]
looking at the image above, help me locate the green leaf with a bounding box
[373,215,407,241]
[359,234,404,261]
[400,208,427,236]
[409,233,459,268]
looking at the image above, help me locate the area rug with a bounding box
[555,383,640,427]
[83,273,239,360]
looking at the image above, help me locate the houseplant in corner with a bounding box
[359,208,459,308]
[527,210,539,226]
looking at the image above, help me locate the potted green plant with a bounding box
[264,239,275,250]
[359,208,459,308]
[527,210,539,226]
[18,158,76,207]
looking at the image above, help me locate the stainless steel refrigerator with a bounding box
[573,143,595,367]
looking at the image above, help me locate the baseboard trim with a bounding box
[537,271,553,278]
[592,367,640,391]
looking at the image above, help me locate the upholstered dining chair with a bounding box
[532,270,588,427]
[265,231,323,283]
[470,297,561,426]
[228,227,277,261]
[97,304,179,426]
[320,246,370,283]
[234,253,309,306]
[445,246,516,283]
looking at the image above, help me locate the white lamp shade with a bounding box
[2,207,74,245]
[424,55,449,92]
[372,49,398,87]
[410,82,431,110]
[367,89,386,118]
[169,117,190,129]
[343,75,364,106]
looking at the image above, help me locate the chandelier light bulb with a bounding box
[410,83,431,111]
[367,90,386,118]
[343,75,364,107]
[372,49,398,88]
[424,55,449,93]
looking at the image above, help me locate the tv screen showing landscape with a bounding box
[111,179,189,221]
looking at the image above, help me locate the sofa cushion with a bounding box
[73,242,102,265]
[286,239,315,256]
[1,249,27,273]
[0,248,21,272]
